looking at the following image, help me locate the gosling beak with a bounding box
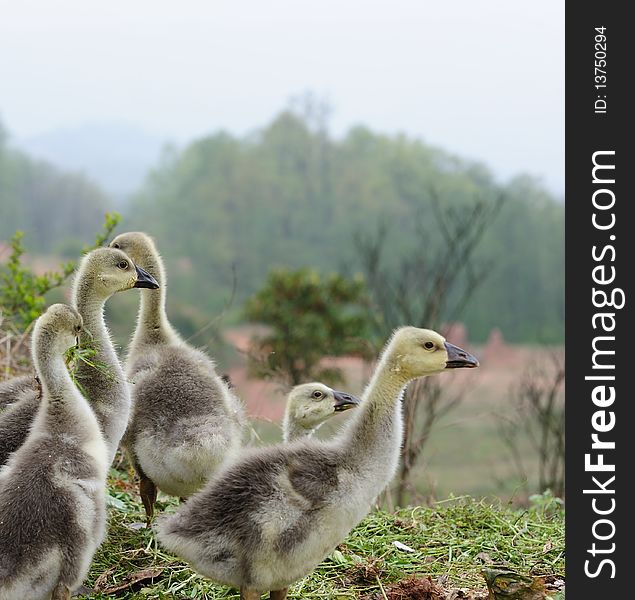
[333,390,361,412]
[134,265,159,289]
[444,342,479,369]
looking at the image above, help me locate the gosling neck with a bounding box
[359,358,411,418]
[341,354,412,461]
[72,278,113,360]
[32,333,77,407]
[133,254,180,348]
[283,416,322,442]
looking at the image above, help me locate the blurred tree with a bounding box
[245,268,373,386]
[462,175,565,343]
[0,123,111,252]
[126,105,564,344]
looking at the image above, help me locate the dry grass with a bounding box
[0,318,34,383]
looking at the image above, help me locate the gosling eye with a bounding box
[312,390,323,399]
[117,260,129,270]
[423,341,435,350]
[112,242,120,249]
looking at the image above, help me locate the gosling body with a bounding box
[127,344,244,498]
[0,375,38,409]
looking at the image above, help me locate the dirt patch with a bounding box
[384,577,445,599]
[364,576,489,600]
[346,557,386,585]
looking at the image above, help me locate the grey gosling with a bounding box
[0,375,38,409]
[109,232,246,520]
[282,382,360,442]
[0,304,108,600]
[155,327,479,600]
[0,247,159,466]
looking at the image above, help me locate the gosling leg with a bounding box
[270,589,288,600]
[52,582,71,600]
[240,587,262,599]
[139,474,157,522]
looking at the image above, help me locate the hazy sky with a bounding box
[0,0,564,195]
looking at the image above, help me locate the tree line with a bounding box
[0,123,110,256]
[0,106,564,343]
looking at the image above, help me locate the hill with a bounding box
[17,121,166,203]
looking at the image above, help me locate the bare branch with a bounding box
[499,352,565,496]
[355,186,503,506]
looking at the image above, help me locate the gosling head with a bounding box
[109,232,160,274]
[286,383,361,433]
[33,303,83,355]
[386,326,479,380]
[74,247,159,300]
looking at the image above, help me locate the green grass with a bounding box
[85,469,564,599]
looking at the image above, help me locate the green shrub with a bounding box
[0,212,120,332]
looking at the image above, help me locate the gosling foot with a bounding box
[240,587,262,600]
[270,589,288,600]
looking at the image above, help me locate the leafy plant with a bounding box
[528,490,564,516]
[245,268,373,386]
[64,335,114,398]
[0,212,120,332]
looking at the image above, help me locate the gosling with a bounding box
[156,327,478,600]
[282,382,360,442]
[109,232,245,520]
[0,305,108,600]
